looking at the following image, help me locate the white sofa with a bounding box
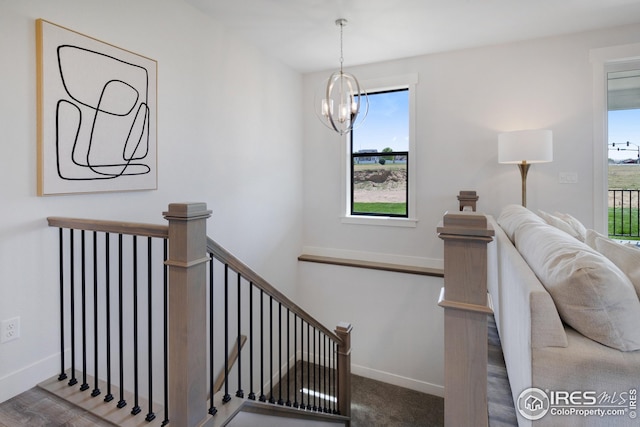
[487,205,640,426]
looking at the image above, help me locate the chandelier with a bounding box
[315,18,368,135]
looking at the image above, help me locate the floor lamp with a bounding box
[498,129,553,207]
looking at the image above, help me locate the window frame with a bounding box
[591,43,640,234]
[341,74,418,227]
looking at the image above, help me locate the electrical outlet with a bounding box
[1,317,20,343]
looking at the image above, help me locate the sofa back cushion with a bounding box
[497,204,546,242]
[515,221,640,351]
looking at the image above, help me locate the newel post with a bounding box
[437,212,494,427]
[335,322,352,421]
[164,203,212,427]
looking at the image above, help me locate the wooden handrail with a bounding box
[47,217,168,239]
[298,254,444,277]
[208,238,342,343]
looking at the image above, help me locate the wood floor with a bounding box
[487,315,518,426]
[0,315,515,427]
[0,386,114,427]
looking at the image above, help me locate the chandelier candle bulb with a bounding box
[339,103,349,122]
[322,99,332,117]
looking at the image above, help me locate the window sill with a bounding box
[340,215,418,228]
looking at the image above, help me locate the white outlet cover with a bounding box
[1,317,20,343]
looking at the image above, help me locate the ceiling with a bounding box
[184,0,640,73]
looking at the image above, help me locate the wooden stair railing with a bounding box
[437,211,494,427]
[45,202,352,427]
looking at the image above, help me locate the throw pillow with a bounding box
[554,211,587,242]
[538,210,582,241]
[585,229,608,250]
[590,234,640,299]
[516,221,640,351]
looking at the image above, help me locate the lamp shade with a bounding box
[498,129,553,164]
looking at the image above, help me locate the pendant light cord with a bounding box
[339,20,344,73]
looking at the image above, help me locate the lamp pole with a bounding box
[518,160,530,207]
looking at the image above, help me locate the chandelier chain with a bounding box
[339,20,344,72]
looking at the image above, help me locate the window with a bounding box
[350,88,410,217]
[606,65,640,239]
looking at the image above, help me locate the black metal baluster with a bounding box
[313,327,317,411]
[117,234,126,408]
[163,240,170,426]
[301,319,305,410]
[293,314,298,408]
[269,296,275,404]
[131,236,141,416]
[306,321,311,410]
[613,191,617,235]
[236,272,244,398]
[623,191,627,235]
[286,308,291,407]
[80,230,89,392]
[208,252,217,415]
[259,289,266,402]
[277,303,283,405]
[628,190,631,235]
[69,229,78,386]
[328,338,336,414]
[223,265,231,403]
[324,334,328,412]
[145,237,155,422]
[319,332,323,412]
[637,190,640,237]
[248,282,255,401]
[629,190,632,235]
[104,233,113,402]
[333,340,337,414]
[91,231,101,397]
[58,228,67,381]
[320,332,324,412]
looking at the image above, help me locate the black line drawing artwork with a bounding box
[37,19,157,195]
[56,45,151,181]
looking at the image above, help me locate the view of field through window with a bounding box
[607,68,640,239]
[351,89,409,217]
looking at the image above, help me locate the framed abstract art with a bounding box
[36,19,157,195]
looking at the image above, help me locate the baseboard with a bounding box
[0,350,65,404]
[351,364,444,398]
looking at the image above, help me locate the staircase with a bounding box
[43,202,352,427]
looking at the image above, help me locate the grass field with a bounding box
[353,202,407,216]
[609,208,640,237]
[608,164,640,189]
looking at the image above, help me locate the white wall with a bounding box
[4,0,640,408]
[299,23,640,396]
[0,0,303,403]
